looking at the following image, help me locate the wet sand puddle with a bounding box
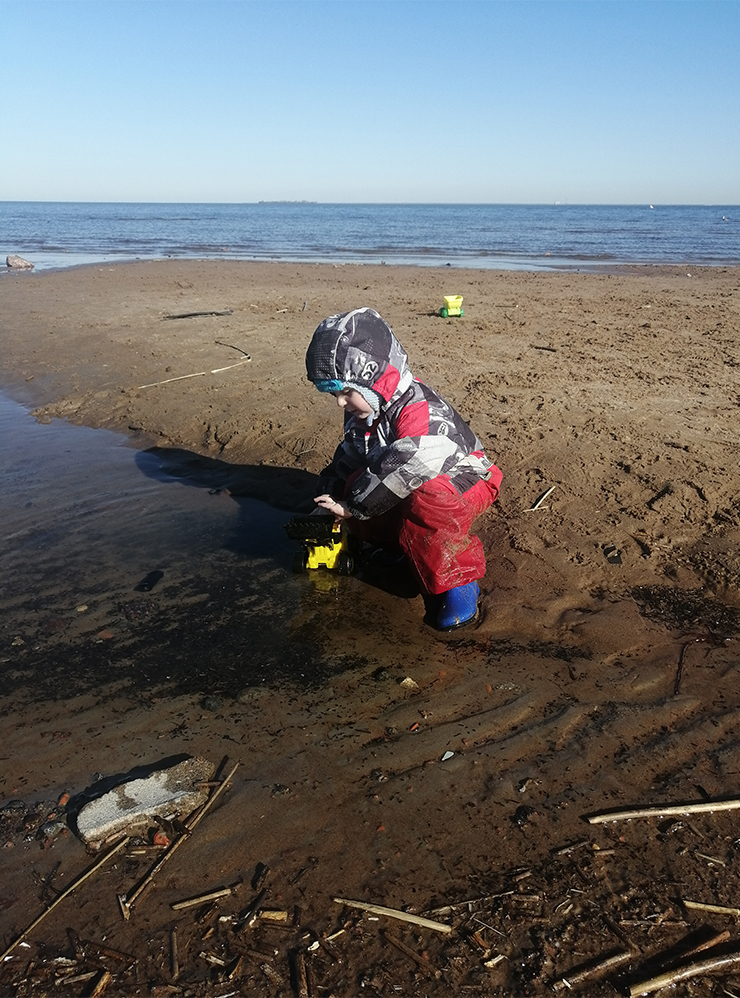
[3,394,740,994]
[0,391,314,701]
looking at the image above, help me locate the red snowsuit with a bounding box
[347,472,501,595]
[306,308,502,595]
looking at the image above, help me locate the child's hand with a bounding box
[314,495,353,520]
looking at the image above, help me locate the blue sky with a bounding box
[1,0,738,203]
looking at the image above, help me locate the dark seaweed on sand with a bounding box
[631,585,740,640]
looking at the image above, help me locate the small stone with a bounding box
[6,254,34,270]
[512,804,538,827]
[11,637,25,647]
[76,605,88,613]
[399,677,418,690]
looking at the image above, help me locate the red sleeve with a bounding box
[394,399,430,438]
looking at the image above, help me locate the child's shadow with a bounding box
[135,445,317,559]
[134,446,419,599]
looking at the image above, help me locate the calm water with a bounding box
[0,392,421,703]
[0,391,328,700]
[1,202,738,272]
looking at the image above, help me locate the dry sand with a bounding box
[1,260,740,996]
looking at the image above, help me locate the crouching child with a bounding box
[305,307,502,631]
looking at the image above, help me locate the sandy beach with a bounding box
[1,259,740,995]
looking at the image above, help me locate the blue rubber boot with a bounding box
[436,581,480,631]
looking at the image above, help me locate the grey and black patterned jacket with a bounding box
[306,308,499,520]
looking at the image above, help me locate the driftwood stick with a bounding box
[89,970,112,997]
[425,891,513,916]
[164,310,234,320]
[528,485,556,512]
[291,950,309,998]
[171,887,234,910]
[333,897,452,934]
[138,357,250,389]
[58,971,97,986]
[587,798,740,824]
[0,835,128,962]
[675,929,731,962]
[215,339,250,357]
[83,940,136,965]
[382,931,436,976]
[120,762,239,918]
[683,900,740,917]
[187,761,239,832]
[237,888,267,931]
[138,371,207,389]
[170,927,179,980]
[210,357,251,373]
[553,949,633,992]
[674,641,691,695]
[629,952,740,996]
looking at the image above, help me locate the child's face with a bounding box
[333,388,374,418]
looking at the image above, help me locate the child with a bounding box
[305,307,502,630]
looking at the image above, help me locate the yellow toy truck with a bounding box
[439,294,463,318]
[285,514,357,575]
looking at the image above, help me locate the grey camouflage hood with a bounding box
[306,308,414,405]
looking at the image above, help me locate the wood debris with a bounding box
[163,310,234,319]
[0,835,128,962]
[553,949,633,992]
[119,761,238,919]
[333,897,453,934]
[587,796,740,823]
[629,952,740,997]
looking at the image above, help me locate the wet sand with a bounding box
[1,260,740,995]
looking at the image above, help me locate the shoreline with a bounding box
[4,253,740,278]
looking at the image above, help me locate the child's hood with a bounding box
[306,307,413,404]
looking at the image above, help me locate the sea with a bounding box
[1,201,739,273]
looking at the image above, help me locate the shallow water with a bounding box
[0,392,290,595]
[0,392,361,701]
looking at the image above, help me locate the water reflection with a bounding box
[0,394,351,702]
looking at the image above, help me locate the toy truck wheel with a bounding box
[459,307,464,316]
[440,307,448,318]
[292,550,308,573]
[337,552,355,575]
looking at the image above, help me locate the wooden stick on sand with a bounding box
[119,761,239,919]
[629,952,740,997]
[333,897,452,934]
[171,887,235,910]
[553,949,633,993]
[587,797,740,824]
[382,931,436,976]
[527,486,556,512]
[0,835,128,962]
[137,358,250,390]
[683,900,740,917]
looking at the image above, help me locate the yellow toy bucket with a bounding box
[440,294,463,318]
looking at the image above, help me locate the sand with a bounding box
[1,259,740,995]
